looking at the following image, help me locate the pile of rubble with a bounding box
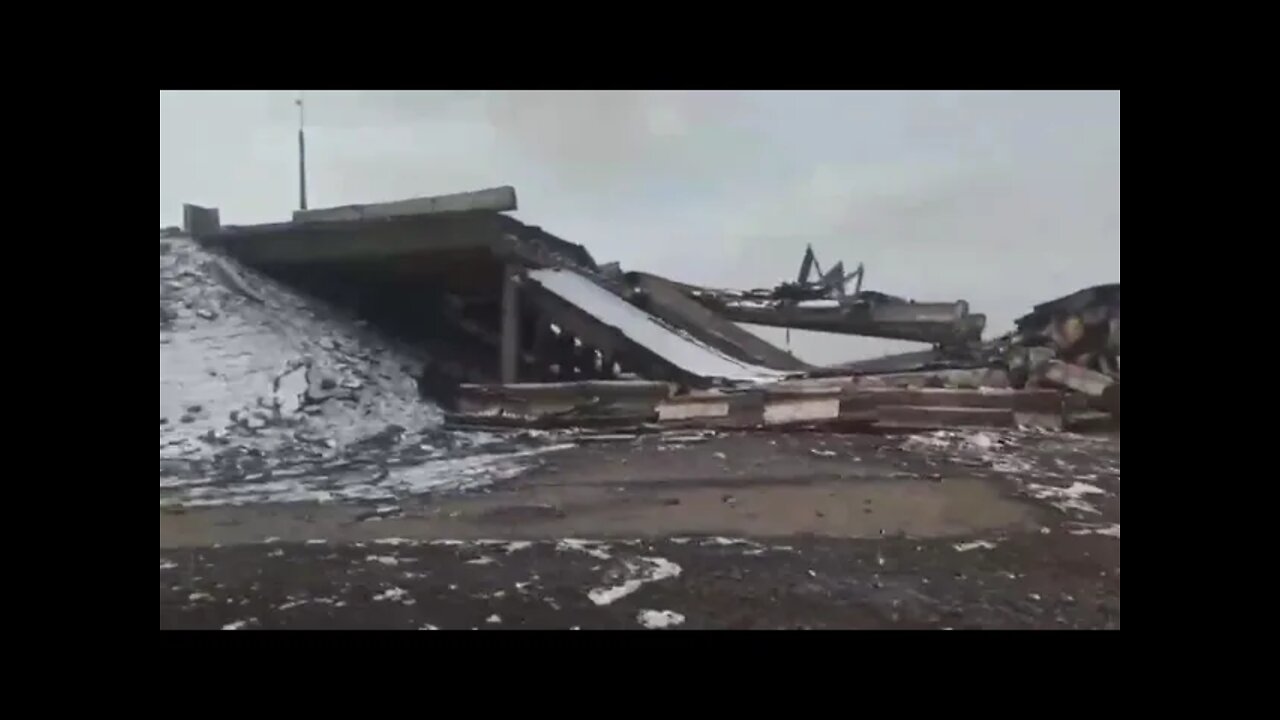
[445,278,1120,435]
[809,284,1120,427]
[997,283,1120,421]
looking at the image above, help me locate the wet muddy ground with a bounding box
[160,429,1119,630]
[159,533,1119,630]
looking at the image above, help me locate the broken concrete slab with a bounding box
[524,268,793,386]
[626,271,809,372]
[182,204,222,237]
[292,186,517,224]
[840,387,1063,414]
[447,377,1067,434]
[1038,360,1114,398]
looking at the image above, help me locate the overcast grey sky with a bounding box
[159,90,1119,365]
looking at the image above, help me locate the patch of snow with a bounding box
[587,557,682,606]
[810,449,838,458]
[160,559,178,571]
[465,556,497,566]
[373,587,409,602]
[504,541,533,553]
[703,537,760,548]
[366,555,400,566]
[418,624,439,631]
[557,539,612,560]
[305,539,327,545]
[966,432,997,450]
[1025,481,1107,515]
[222,619,253,631]
[637,609,686,629]
[953,540,998,552]
[373,538,416,546]
[486,614,502,624]
[159,239,579,509]
[278,599,308,610]
[725,300,775,310]
[1068,523,1120,538]
[796,299,841,309]
[188,592,213,602]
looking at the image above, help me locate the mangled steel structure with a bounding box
[673,245,986,348]
[184,186,1119,433]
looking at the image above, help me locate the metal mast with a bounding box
[296,92,308,211]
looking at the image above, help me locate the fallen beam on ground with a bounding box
[448,378,1064,432]
[850,368,1011,389]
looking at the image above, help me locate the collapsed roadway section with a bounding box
[181,185,1115,432]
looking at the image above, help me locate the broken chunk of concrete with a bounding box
[1039,360,1114,398]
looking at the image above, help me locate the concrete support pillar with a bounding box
[500,265,521,385]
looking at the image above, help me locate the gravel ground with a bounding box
[160,532,1118,630]
[160,430,1119,630]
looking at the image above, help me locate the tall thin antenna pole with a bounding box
[296,91,308,211]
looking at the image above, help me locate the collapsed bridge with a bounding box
[179,185,1118,432]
